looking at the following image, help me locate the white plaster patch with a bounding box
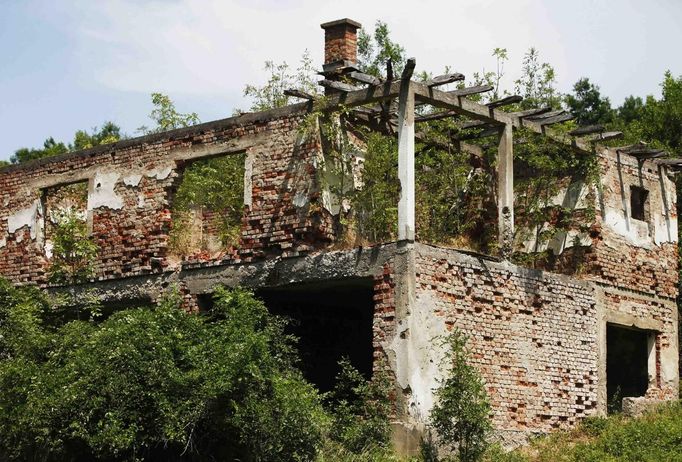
[44,240,53,259]
[0,237,6,249]
[293,191,309,208]
[137,194,146,208]
[123,174,143,187]
[145,165,173,180]
[7,200,41,240]
[390,291,449,423]
[88,172,124,210]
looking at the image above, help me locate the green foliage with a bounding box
[169,154,246,254]
[48,207,98,286]
[430,330,491,462]
[11,123,122,164]
[0,284,329,461]
[327,358,393,453]
[514,48,561,109]
[71,122,122,151]
[349,132,400,243]
[11,136,69,164]
[485,402,682,462]
[565,78,613,126]
[243,50,319,112]
[358,21,406,78]
[138,93,200,134]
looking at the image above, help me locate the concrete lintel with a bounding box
[605,310,665,332]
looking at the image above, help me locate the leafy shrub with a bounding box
[430,330,492,462]
[327,358,393,453]
[0,283,328,461]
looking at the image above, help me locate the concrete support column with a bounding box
[397,83,415,241]
[497,123,514,257]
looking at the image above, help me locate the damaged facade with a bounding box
[0,18,678,448]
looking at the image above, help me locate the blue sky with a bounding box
[1,0,681,161]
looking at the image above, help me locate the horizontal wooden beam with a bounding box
[319,79,362,92]
[487,95,522,109]
[535,112,573,126]
[284,89,315,100]
[425,73,465,87]
[412,82,512,125]
[512,107,552,119]
[569,124,605,136]
[447,85,493,97]
[348,71,383,86]
[415,110,458,123]
[318,80,403,110]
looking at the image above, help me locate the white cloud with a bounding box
[36,0,682,104]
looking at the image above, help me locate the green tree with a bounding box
[514,48,561,109]
[357,21,406,78]
[430,330,492,462]
[11,123,122,164]
[243,50,318,112]
[565,78,614,126]
[0,284,329,461]
[11,137,68,164]
[47,207,98,286]
[138,92,200,134]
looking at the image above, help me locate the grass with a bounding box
[485,401,682,462]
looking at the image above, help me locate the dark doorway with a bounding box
[256,278,375,392]
[606,324,650,412]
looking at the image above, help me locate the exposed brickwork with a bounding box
[415,247,599,437]
[373,262,396,370]
[0,110,336,285]
[321,19,361,64]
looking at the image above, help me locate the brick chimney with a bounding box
[320,18,362,66]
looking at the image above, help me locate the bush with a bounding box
[0,282,328,461]
[430,330,492,462]
[327,358,393,453]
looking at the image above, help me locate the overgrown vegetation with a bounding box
[0,280,405,461]
[430,331,492,462]
[484,402,682,462]
[169,154,246,257]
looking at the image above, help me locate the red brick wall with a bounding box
[0,111,336,285]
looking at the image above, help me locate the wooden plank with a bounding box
[511,107,552,119]
[447,85,493,97]
[535,113,573,126]
[424,73,465,87]
[487,95,523,109]
[569,124,605,136]
[412,82,511,125]
[656,158,682,166]
[284,89,315,100]
[348,71,383,86]
[319,79,362,92]
[319,80,402,110]
[415,110,458,123]
[525,109,565,121]
[402,57,416,80]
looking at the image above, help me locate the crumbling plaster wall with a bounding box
[0,105,337,285]
[382,243,678,446]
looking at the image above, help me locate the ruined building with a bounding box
[0,19,678,447]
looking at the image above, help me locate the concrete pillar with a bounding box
[397,83,415,241]
[497,123,514,257]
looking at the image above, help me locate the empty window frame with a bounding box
[630,186,649,222]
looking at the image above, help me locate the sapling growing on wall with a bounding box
[430,330,492,462]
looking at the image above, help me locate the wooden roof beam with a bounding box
[425,73,465,87]
[412,82,511,125]
[487,95,523,109]
[284,89,315,100]
[319,79,362,92]
[348,71,383,86]
[569,125,605,136]
[447,85,493,97]
[415,110,458,123]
